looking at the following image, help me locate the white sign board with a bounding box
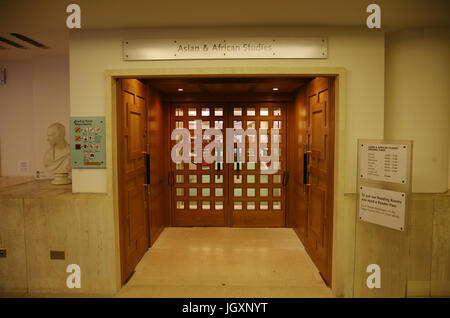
[359,186,406,231]
[123,37,327,60]
[360,143,408,184]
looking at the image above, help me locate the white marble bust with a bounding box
[43,123,71,185]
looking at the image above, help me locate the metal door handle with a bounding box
[168,171,174,186]
[144,153,150,186]
[282,171,290,186]
[303,151,308,185]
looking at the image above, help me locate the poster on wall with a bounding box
[70,117,106,169]
[359,186,406,231]
[357,139,412,231]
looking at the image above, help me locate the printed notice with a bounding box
[360,143,407,184]
[359,186,406,231]
[70,117,106,169]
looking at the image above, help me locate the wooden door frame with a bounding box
[106,67,348,294]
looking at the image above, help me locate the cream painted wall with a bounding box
[0,55,70,178]
[69,27,385,193]
[0,60,35,177]
[385,28,449,193]
[32,56,71,177]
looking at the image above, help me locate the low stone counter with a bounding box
[0,179,117,295]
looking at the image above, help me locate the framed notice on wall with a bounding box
[357,139,412,231]
[70,117,106,169]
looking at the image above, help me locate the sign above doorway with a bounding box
[123,37,327,60]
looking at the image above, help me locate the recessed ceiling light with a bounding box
[178,88,184,92]
[273,88,279,91]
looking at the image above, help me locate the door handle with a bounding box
[144,153,150,186]
[282,171,289,186]
[168,171,174,187]
[303,149,308,185]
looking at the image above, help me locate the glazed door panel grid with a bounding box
[170,102,287,227]
[170,103,228,226]
[229,103,287,227]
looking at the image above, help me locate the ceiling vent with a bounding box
[0,36,27,49]
[10,33,49,49]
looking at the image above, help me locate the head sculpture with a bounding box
[47,123,67,147]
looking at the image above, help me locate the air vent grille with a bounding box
[0,36,26,49]
[10,33,49,49]
[0,34,49,49]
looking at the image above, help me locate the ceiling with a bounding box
[0,0,448,61]
[145,77,310,96]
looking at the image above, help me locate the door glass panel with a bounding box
[274,121,282,129]
[247,162,256,170]
[260,201,269,210]
[201,108,210,116]
[260,121,269,129]
[214,120,223,129]
[176,175,184,183]
[234,175,242,184]
[189,201,197,209]
[274,107,282,116]
[188,108,196,116]
[176,163,184,170]
[247,175,255,183]
[247,188,256,197]
[260,175,269,183]
[189,188,197,196]
[234,201,243,210]
[247,121,256,129]
[247,108,256,116]
[202,121,210,129]
[214,107,223,116]
[202,188,210,197]
[202,175,210,183]
[233,107,242,116]
[189,163,197,170]
[260,188,269,197]
[202,201,210,210]
[233,120,242,129]
[273,175,281,183]
[260,108,269,116]
[175,121,183,128]
[189,175,197,183]
[273,201,281,210]
[260,134,268,143]
[273,188,282,197]
[175,108,183,116]
[234,162,243,171]
[176,201,185,209]
[215,188,223,197]
[176,188,184,196]
[247,201,256,210]
[234,188,242,197]
[215,201,224,210]
[215,175,223,183]
[189,120,196,130]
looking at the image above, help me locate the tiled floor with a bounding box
[116,227,333,298]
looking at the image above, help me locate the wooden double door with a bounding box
[169,102,287,227]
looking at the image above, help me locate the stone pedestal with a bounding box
[51,173,71,185]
